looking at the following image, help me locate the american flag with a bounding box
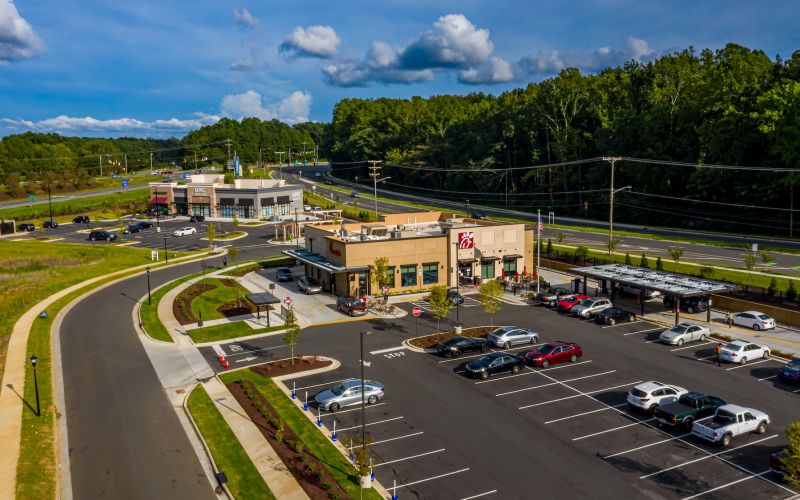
[536,213,544,232]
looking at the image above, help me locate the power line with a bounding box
[621,157,798,173]
[627,190,800,212]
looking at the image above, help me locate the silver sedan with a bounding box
[298,276,322,294]
[314,379,384,412]
[659,323,710,346]
[487,326,539,349]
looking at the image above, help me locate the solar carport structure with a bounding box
[571,263,739,324]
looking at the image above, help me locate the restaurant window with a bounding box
[400,265,417,287]
[503,259,517,274]
[481,261,495,279]
[422,263,438,285]
[383,266,395,289]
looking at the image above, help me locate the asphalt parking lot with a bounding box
[204,295,799,499]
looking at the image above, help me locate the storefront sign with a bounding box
[458,231,474,249]
[193,187,207,195]
[328,240,341,256]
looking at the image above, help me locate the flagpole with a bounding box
[536,209,541,294]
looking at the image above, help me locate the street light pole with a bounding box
[30,355,40,416]
[163,235,168,263]
[602,157,622,253]
[367,160,382,218]
[146,267,152,305]
[47,178,53,225]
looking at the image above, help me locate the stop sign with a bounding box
[284,296,292,306]
[413,306,422,317]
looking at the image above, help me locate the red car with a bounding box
[525,341,583,368]
[557,294,591,313]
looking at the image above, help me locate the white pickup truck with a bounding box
[691,404,770,446]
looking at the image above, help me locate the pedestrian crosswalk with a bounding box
[410,296,481,311]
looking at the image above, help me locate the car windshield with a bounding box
[580,299,593,307]
[306,278,319,285]
[757,314,770,320]
[723,343,743,351]
[331,384,347,396]
[669,325,688,334]
[476,355,495,365]
[345,298,360,306]
[490,327,513,336]
[712,410,736,424]
[537,344,556,354]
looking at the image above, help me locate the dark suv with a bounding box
[336,296,367,316]
[88,230,117,242]
[17,223,36,231]
[663,296,708,314]
[276,267,294,282]
[73,215,90,224]
[189,215,205,223]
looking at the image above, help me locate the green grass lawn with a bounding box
[216,231,247,240]
[303,191,378,222]
[189,277,252,322]
[187,385,275,500]
[0,189,150,221]
[189,323,283,343]
[139,274,199,343]
[220,370,382,500]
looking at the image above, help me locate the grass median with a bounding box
[219,370,382,500]
[0,189,150,222]
[186,384,274,500]
[189,323,283,344]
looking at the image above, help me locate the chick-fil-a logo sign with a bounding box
[458,232,474,249]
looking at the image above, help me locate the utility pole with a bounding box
[225,139,232,161]
[276,151,285,179]
[602,157,622,253]
[194,151,197,170]
[150,152,154,173]
[536,209,541,294]
[368,160,382,218]
[790,185,795,239]
[314,145,318,166]
[98,154,102,177]
[124,153,128,174]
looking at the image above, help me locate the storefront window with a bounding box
[422,263,438,285]
[400,265,417,287]
[191,204,211,217]
[503,259,517,275]
[383,266,395,289]
[481,262,495,279]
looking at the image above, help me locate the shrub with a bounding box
[546,239,553,255]
[788,281,798,302]
[299,453,309,463]
[698,266,714,279]
[768,278,778,296]
[293,440,305,455]
[329,493,340,500]
[320,481,332,490]
[274,430,283,444]
[624,252,631,265]
[639,253,649,268]
[656,257,663,271]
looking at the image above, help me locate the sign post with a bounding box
[284,296,293,306]
[413,306,421,338]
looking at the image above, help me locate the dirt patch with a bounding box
[250,357,332,378]
[174,283,215,325]
[408,325,498,349]
[218,278,238,287]
[217,300,256,318]
[224,257,297,277]
[228,378,348,500]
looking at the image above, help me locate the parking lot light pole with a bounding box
[30,355,40,416]
[146,267,152,305]
[47,179,53,225]
[163,235,168,263]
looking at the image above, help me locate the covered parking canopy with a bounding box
[571,263,740,323]
[245,292,281,325]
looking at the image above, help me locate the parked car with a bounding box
[653,392,726,429]
[594,307,636,325]
[777,359,800,384]
[303,204,312,211]
[719,340,770,364]
[42,220,59,229]
[17,223,35,231]
[538,288,573,307]
[525,341,583,368]
[298,276,322,294]
[731,311,775,331]
[189,215,205,223]
[336,296,367,316]
[663,296,708,313]
[275,267,294,282]
[136,221,153,229]
[691,404,769,447]
[769,451,788,478]
[658,323,711,346]
[464,352,524,379]
[447,289,464,305]
[487,326,539,349]
[470,212,487,220]
[626,381,688,412]
[314,379,385,412]
[325,180,333,185]
[312,206,323,212]
[172,226,197,237]
[88,230,117,242]
[557,294,591,313]
[437,336,490,357]
[571,297,613,318]
[350,191,359,198]
[123,224,142,234]
[619,285,661,299]
[73,215,91,224]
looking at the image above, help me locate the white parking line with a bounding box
[640,435,778,478]
[395,468,470,489]
[475,360,593,384]
[573,418,655,441]
[726,359,771,371]
[320,403,386,417]
[460,490,498,500]
[696,354,717,361]
[519,381,641,410]
[681,470,770,500]
[604,433,693,458]
[670,341,715,351]
[544,403,628,424]
[293,378,351,391]
[758,375,778,381]
[371,431,424,446]
[438,344,541,364]
[601,320,644,329]
[373,448,446,468]
[370,346,406,355]
[623,327,663,336]
[496,370,616,397]
[338,416,403,433]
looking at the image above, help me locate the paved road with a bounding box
[0,184,149,208]
[61,244,284,499]
[203,294,799,499]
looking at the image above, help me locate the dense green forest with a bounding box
[327,44,800,236]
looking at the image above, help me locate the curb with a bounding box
[182,384,233,499]
[401,339,435,354]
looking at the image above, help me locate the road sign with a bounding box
[182,172,190,179]
[361,294,367,303]
[226,160,234,170]
[28,194,35,201]
[413,306,422,317]
[382,286,390,295]
[284,296,292,306]
[121,179,129,188]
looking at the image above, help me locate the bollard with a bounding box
[392,480,398,500]
[370,458,374,481]
[331,420,337,441]
[317,407,322,427]
[291,381,296,399]
[303,391,309,411]
[349,439,354,462]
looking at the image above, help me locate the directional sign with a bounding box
[28,194,35,201]
[413,306,422,317]
[121,179,129,188]
[284,296,293,306]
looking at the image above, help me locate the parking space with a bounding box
[409,295,482,313]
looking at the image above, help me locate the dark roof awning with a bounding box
[245,292,281,306]
[283,249,369,273]
[458,258,477,264]
[502,254,522,260]
[480,256,500,261]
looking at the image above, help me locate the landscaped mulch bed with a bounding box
[218,278,239,287]
[408,325,498,349]
[217,300,256,318]
[227,377,347,500]
[250,357,332,378]
[174,283,215,325]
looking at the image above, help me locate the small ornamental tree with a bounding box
[479,280,503,327]
[427,285,452,332]
[639,253,649,268]
[232,214,239,233]
[761,251,774,267]
[282,306,301,365]
[574,245,589,264]
[783,421,800,487]
[656,256,664,271]
[667,246,684,272]
[768,278,778,297]
[624,252,632,265]
[370,256,393,302]
[546,238,553,256]
[787,280,798,302]
[207,223,216,248]
[607,238,620,256]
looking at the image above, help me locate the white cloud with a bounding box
[1,113,218,133]
[279,25,340,59]
[0,0,44,63]
[233,8,258,29]
[458,56,513,84]
[399,14,494,69]
[219,90,311,124]
[516,36,656,76]
[323,41,434,86]
[229,58,254,71]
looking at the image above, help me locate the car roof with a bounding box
[339,379,382,388]
[716,404,747,413]
[739,310,765,315]
[546,341,572,347]
[726,340,749,347]
[634,381,670,392]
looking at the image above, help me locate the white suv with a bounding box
[572,298,612,318]
[626,381,688,412]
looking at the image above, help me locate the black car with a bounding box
[42,220,59,229]
[663,296,708,314]
[136,221,153,229]
[594,307,636,325]
[276,267,293,282]
[470,212,488,220]
[17,223,35,231]
[465,352,524,379]
[123,224,142,234]
[447,289,464,305]
[73,215,90,224]
[350,191,359,198]
[437,336,490,357]
[88,230,117,242]
[325,180,333,185]
[189,215,205,223]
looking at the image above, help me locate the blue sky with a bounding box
[0,0,798,138]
